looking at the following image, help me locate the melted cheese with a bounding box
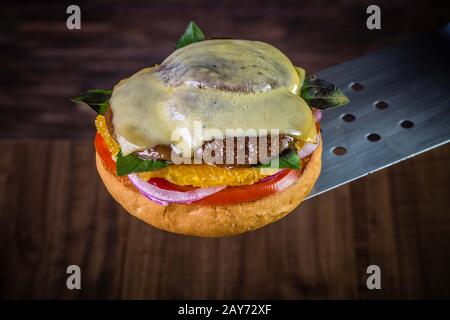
[110,39,315,155]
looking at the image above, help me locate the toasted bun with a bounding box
[96,140,322,237]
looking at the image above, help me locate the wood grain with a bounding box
[1,0,449,138]
[0,0,449,299]
[0,140,449,299]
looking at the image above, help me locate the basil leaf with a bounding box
[258,150,301,169]
[300,76,349,110]
[116,151,168,176]
[71,89,112,115]
[175,21,206,49]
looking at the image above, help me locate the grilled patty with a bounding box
[105,108,294,165]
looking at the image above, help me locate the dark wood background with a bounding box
[0,0,449,299]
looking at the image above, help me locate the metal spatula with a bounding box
[307,24,450,198]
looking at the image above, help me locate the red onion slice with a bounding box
[296,108,322,159]
[313,109,322,122]
[128,174,226,206]
[257,169,286,183]
[297,134,320,159]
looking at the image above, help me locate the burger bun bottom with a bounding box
[96,140,322,237]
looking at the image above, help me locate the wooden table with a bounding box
[1,0,449,299]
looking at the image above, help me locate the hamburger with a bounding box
[72,22,348,237]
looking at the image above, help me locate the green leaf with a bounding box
[258,150,301,169]
[116,151,168,176]
[71,89,111,115]
[175,21,206,50]
[71,89,112,115]
[300,76,349,110]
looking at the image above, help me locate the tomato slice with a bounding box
[192,169,300,205]
[146,170,299,205]
[95,133,116,172]
[94,134,301,206]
